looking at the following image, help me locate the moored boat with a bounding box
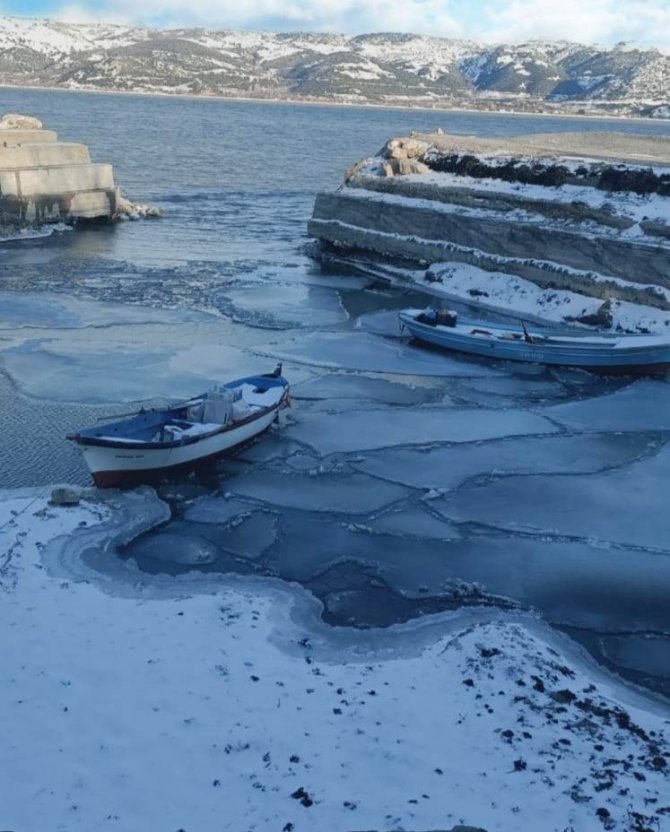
[68,367,290,487]
[398,308,670,375]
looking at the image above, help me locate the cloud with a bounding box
[51,0,463,36]
[6,0,670,50]
[482,0,670,50]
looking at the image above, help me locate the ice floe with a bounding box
[226,470,411,514]
[353,433,655,491]
[442,442,670,551]
[545,378,670,432]
[285,406,558,455]
[265,330,502,376]
[220,281,347,329]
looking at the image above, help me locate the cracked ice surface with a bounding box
[294,372,444,406]
[220,281,348,329]
[0,291,214,330]
[226,470,411,513]
[545,379,670,432]
[265,330,503,376]
[443,442,670,551]
[353,433,655,491]
[284,406,558,454]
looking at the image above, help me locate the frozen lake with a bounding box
[1,88,670,697]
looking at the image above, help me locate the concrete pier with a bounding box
[309,132,670,317]
[0,115,119,225]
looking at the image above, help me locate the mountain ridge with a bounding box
[1,16,668,118]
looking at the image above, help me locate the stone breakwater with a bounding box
[0,112,158,228]
[309,131,670,332]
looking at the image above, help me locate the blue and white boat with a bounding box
[68,368,290,488]
[399,308,670,375]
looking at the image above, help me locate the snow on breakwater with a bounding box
[309,130,670,333]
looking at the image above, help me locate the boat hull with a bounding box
[81,407,279,488]
[399,313,670,375]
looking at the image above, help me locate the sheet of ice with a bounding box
[601,635,670,678]
[226,470,411,514]
[355,309,406,337]
[264,330,503,377]
[545,379,670,432]
[126,529,220,565]
[1,490,668,832]
[182,495,258,524]
[353,433,654,491]
[285,406,558,455]
[0,291,214,330]
[169,342,314,387]
[0,337,299,403]
[214,510,278,560]
[220,282,347,329]
[294,372,444,406]
[235,435,304,464]
[442,443,670,551]
[453,374,570,402]
[366,504,462,541]
[271,514,670,633]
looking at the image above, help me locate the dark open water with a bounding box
[1,87,670,697]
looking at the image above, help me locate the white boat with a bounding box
[68,368,290,487]
[399,308,670,375]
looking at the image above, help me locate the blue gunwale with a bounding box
[398,310,670,373]
[71,374,289,449]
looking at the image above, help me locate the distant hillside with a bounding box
[1,16,668,117]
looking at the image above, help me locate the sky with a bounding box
[2,0,670,50]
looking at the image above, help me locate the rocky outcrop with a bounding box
[0,112,43,130]
[309,131,670,329]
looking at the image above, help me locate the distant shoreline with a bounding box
[2,82,669,125]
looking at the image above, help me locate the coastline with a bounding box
[2,81,669,125]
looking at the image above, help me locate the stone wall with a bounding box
[309,131,670,314]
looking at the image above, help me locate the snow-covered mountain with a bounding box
[1,16,668,116]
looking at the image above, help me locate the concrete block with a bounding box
[0,129,57,147]
[0,143,91,169]
[1,163,115,197]
[69,190,113,219]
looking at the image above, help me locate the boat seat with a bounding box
[163,421,222,441]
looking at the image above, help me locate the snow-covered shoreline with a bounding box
[1,486,668,831]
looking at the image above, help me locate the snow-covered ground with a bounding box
[344,182,670,247]
[1,487,668,832]
[423,261,670,334]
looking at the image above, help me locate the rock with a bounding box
[450,826,489,832]
[382,137,430,161]
[50,487,83,506]
[397,159,430,176]
[568,299,614,329]
[640,219,670,240]
[344,156,376,182]
[115,194,162,220]
[0,113,43,130]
